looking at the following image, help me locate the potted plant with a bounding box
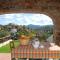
[18,29,31,45]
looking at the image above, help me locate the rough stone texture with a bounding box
[0,0,60,45]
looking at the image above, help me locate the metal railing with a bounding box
[0,35,11,43]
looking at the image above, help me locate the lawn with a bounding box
[0,40,20,53]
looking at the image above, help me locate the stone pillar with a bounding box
[53,15,60,46]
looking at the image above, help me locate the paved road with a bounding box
[0,39,12,47]
[0,53,11,60]
[47,35,53,43]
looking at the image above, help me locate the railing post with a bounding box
[10,41,16,60]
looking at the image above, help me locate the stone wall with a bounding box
[0,0,60,45]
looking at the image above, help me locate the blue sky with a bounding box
[0,13,53,25]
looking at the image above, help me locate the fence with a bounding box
[0,35,11,43]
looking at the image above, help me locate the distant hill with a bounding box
[26,24,53,30]
[27,24,41,29]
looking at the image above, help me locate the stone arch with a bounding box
[0,0,60,45]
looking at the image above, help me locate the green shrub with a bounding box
[0,30,9,38]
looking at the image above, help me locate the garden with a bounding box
[0,24,53,53]
[0,40,20,53]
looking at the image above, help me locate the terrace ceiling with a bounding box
[0,0,60,13]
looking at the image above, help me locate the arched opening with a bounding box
[0,13,55,52]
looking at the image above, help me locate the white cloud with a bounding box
[25,14,53,25]
[0,13,53,25]
[4,14,14,19]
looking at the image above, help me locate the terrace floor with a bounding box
[0,53,11,60]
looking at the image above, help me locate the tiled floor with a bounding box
[0,53,59,60]
[0,53,11,60]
